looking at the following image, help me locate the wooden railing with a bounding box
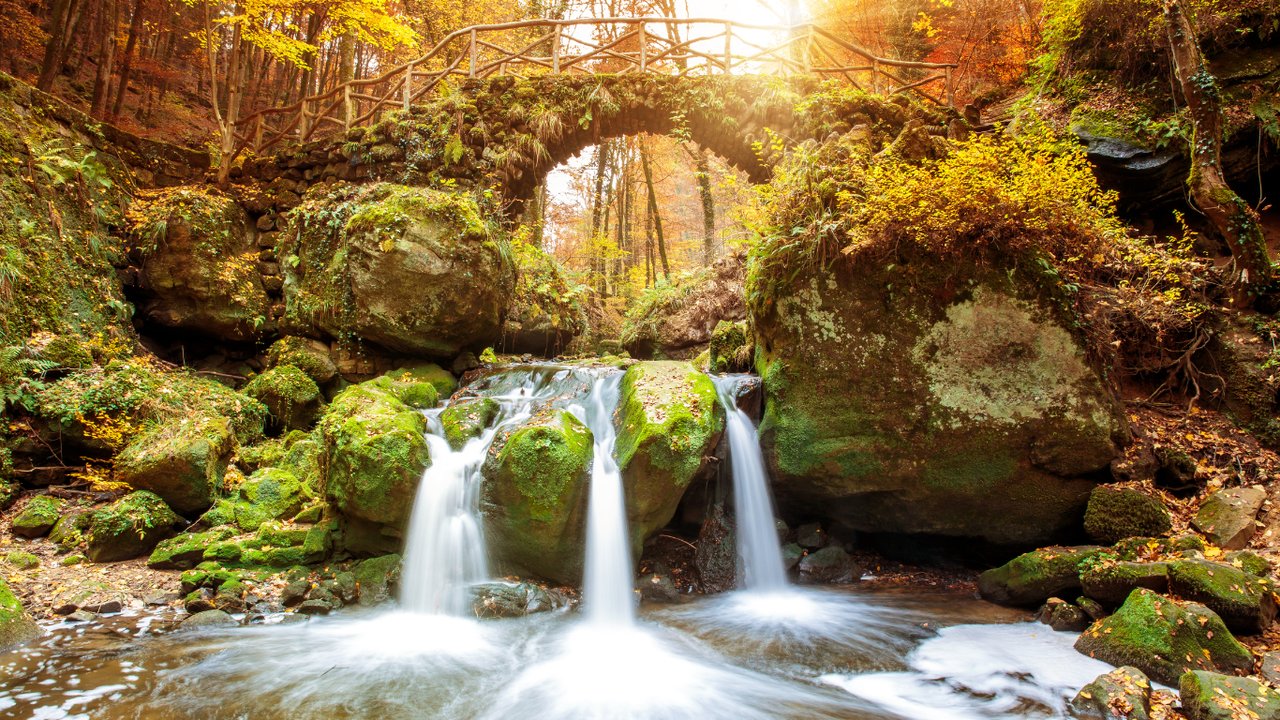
[233,17,959,157]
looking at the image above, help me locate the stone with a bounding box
[0,578,38,650]
[296,599,332,615]
[11,495,63,537]
[1179,671,1280,720]
[708,320,751,373]
[440,398,500,450]
[1069,666,1152,720]
[148,528,237,570]
[80,600,122,614]
[114,415,235,514]
[694,504,736,594]
[622,251,746,359]
[53,603,77,616]
[353,554,401,606]
[1084,486,1172,544]
[47,511,91,552]
[85,491,180,562]
[471,581,571,618]
[614,362,724,551]
[482,409,593,584]
[1193,487,1265,550]
[1262,650,1280,686]
[243,365,324,430]
[1166,559,1277,634]
[795,522,827,549]
[1080,560,1170,605]
[281,183,516,357]
[797,546,860,584]
[1074,589,1253,686]
[67,610,98,623]
[501,240,587,355]
[265,336,338,384]
[1035,597,1091,632]
[639,569,682,603]
[977,546,1105,606]
[782,543,804,571]
[4,552,38,570]
[181,609,238,630]
[748,250,1127,545]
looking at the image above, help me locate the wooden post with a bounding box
[343,85,353,129]
[469,29,477,79]
[723,22,732,74]
[253,114,263,152]
[639,22,646,71]
[804,26,813,75]
[403,61,413,111]
[871,59,879,94]
[945,66,955,107]
[299,101,310,140]
[551,25,560,74]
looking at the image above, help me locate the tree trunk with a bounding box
[1164,0,1272,296]
[37,0,84,92]
[640,138,670,280]
[109,0,143,117]
[89,0,119,118]
[687,144,716,264]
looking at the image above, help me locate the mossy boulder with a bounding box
[128,186,271,341]
[113,414,235,515]
[353,553,402,606]
[501,239,587,355]
[48,511,92,552]
[441,398,500,449]
[265,336,338,384]
[1079,559,1169,605]
[1070,666,1152,720]
[1193,487,1266,551]
[482,409,593,584]
[977,545,1105,606]
[319,379,430,551]
[280,183,516,357]
[748,252,1127,545]
[1180,671,1280,720]
[1167,559,1277,634]
[614,362,724,549]
[622,252,747,359]
[243,365,324,430]
[85,491,181,562]
[1084,486,1172,544]
[364,368,441,410]
[11,495,63,538]
[387,364,456,399]
[148,527,238,570]
[1074,588,1253,686]
[708,320,751,374]
[0,577,37,651]
[199,466,309,533]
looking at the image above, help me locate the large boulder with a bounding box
[128,187,272,341]
[199,467,310,533]
[1074,588,1253,686]
[748,253,1128,545]
[1193,486,1266,550]
[11,495,63,538]
[85,491,181,562]
[1070,666,1152,720]
[482,409,593,584]
[500,240,587,355]
[0,577,38,651]
[1084,486,1172,544]
[1180,671,1280,720]
[243,365,324,430]
[622,252,746,359]
[614,362,724,550]
[1166,558,1276,634]
[978,545,1106,606]
[114,415,235,515]
[318,376,431,553]
[281,183,516,357]
[441,398,500,450]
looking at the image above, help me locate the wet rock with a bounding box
[66,610,98,623]
[1166,559,1276,634]
[1084,486,1171,544]
[440,398,500,450]
[1074,589,1252,686]
[11,495,63,538]
[183,588,217,614]
[148,528,237,570]
[796,522,827,550]
[1035,598,1090,632]
[782,543,804,571]
[353,553,401,607]
[53,603,77,616]
[797,546,860,585]
[471,581,570,618]
[144,593,177,606]
[1077,596,1108,621]
[1180,671,1280,720]
[1193,487,1265,551]
[0,578,38,651]
[1079,560,1169,605]
[1070,666,1152,720]
[977,546,1105,606]
[80,600,122,614]
[483,409,592,584]
[181,609,238,630]
[243,365,324,430]
[296,599,332,615]
[1263,651,1280,686]
[638,564,682,603]
[694,504,736,594]
[282,580,309,608]
[85,491,180,562]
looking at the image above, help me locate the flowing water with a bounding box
[0,365,1127,720]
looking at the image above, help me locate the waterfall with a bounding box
[712,375,789,592]
[569,373,635,627]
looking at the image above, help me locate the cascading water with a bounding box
[712,374,788,592]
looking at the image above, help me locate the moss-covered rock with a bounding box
[1079,559,1169,605]
[201,467,310,533]
[265,336,338,384]
[148,527,238,570]
[319,378,430,550]
[1193,487,1266,551]
[1074,589,1253,686]
[1167,559,1277,634]
[85,491,180,562]
[353,553,402,606]
[1070,666,1152,720]
[114,414,235,514]
[0,577,37,651]
[280,183,515,357]
[386,364,455,400]
[1179,671,1280,720]
[441,398,500,450]
[127,186,271,341]
[748,248,1127,545]
[708,320,751,374]
[1084,486,1172,544]
[615,362,723,550]
[243,365,324,430]
[622,253,746,359]
[11,495,63,538]
[482,409,592,584]
[48,511,91,553]
[501,239,587,355]
[977,546,1105,606]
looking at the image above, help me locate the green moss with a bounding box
[366,370,440,410]
[353,553,401,606]
[114,413,235,514]
[243,365,323,429]
[203,540,244,564]
[393,364,456,397]
[1180,671,1280,720]
[86,491,180,562]
[977,545,1106,606]
[1079,559,1169,605]
[1167,559,1277,634]
[4,551,38,570]
[1084,486,1172,544]
[265,337,337,384]
[48,511,91,553]
[148,527,237,570]
[441,398,500,450]
[708,320,750,374]
[0,575,37,650]
[1075,588,1253,686]
[11,495,63,537]
[615,362,722,486]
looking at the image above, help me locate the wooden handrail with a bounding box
[233,17,959,158]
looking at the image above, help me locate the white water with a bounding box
[568,373,635,627]
[712,374,789,591]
